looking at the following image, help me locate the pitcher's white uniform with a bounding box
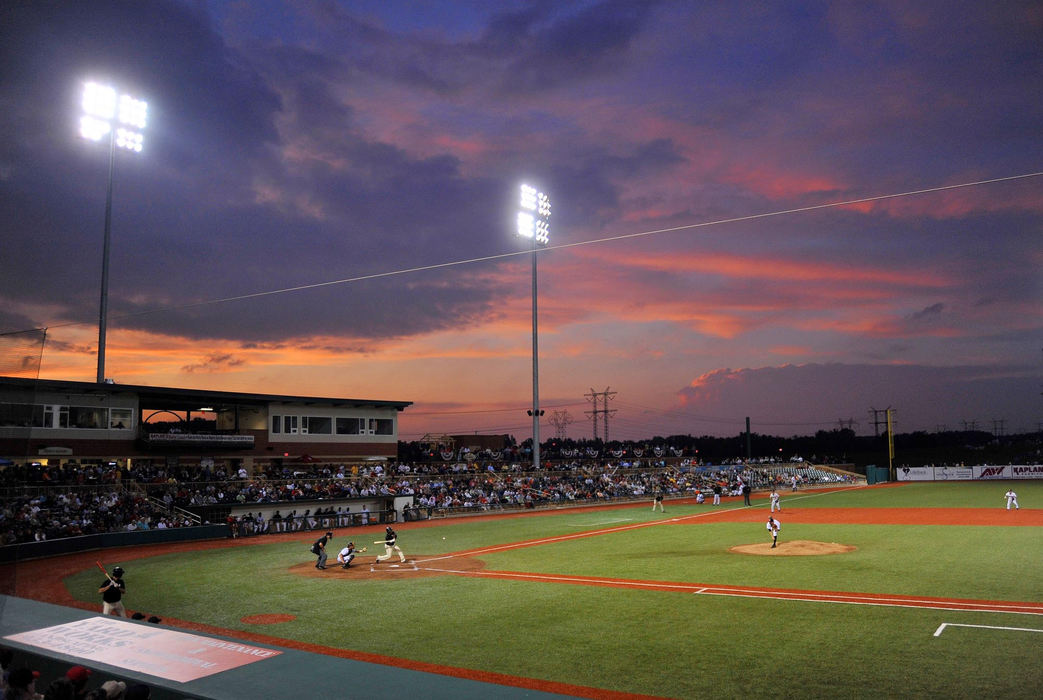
[766,517,781,548]
[1004,490,1019,510]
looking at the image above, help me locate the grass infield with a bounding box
[51,482,1043,698]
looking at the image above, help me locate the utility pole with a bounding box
[584,388,617,441]
[991,419,1006,437]
[869,407,891,438]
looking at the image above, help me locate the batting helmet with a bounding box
[112,566,124,577]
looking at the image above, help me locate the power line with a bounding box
[15,172,1042,334]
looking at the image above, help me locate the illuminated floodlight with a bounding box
[81,82,147,152]
[115,128,143,152]
[517,184,550,245]
[119,94,148,129]
[79,115,110,141]
[79,79,151,385]
[517,211,534,239]
[520,184,538,211]
[83,82,117,119]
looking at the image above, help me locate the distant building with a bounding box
[0,376,411,472]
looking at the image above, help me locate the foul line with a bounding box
[934,623,1043,637]
[413,567,1043,615]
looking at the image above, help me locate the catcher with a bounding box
[337,542,366,569]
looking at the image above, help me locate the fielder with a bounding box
[1004,489,1019,510]
[652,487,665,512]
[766,516,781,548]
[769,489,782,513]
[375,526,406,564]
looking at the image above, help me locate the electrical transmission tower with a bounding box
[549,409,574,441]
[584,387,617,441]
[837,418,857,431]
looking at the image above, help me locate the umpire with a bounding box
[312,531,333,569]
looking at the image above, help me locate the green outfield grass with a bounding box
[785,480,1043,509]
[61,482,1043,699]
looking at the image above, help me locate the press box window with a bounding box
[109,408,132,429]
[336,417,362,435]
[306,416,331,434]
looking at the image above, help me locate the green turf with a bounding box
[61,483,1043,699]
[787,480,1043,509]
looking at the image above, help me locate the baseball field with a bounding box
[18,481,1043,698]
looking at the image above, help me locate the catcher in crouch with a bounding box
[337,542,366,569]
[374,526,406,564]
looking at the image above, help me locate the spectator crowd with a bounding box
[0,647,155,700]
[1,459,855,545]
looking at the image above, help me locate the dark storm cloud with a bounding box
[181,353,244,374]
[481,0,658,91]
[0,1,281,323]
[287,0,659,95]
[908,303,944,321]
[0,0,536,343]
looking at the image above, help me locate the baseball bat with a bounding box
[96,560,116,585]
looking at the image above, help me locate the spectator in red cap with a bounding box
[65,666,91,698]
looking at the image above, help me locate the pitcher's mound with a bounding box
[729,540,856,556]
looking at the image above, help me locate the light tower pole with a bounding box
[80,81,148,383]
[517,184,551,470]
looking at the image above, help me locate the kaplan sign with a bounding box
[897,464,1039,481]
[1010,465,1043,479]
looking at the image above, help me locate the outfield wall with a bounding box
[895,464,1043,481]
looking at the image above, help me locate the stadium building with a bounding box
[0,376,411,472]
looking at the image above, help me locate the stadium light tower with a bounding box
[80,81,148,383]
[516,184,551,470]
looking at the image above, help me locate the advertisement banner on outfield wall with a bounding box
[897,466,933,481]
[973,466,1011,479]
[934,466,974,481]
[1011,465,1043,479]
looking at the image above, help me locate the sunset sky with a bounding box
[1,1,1040,442]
